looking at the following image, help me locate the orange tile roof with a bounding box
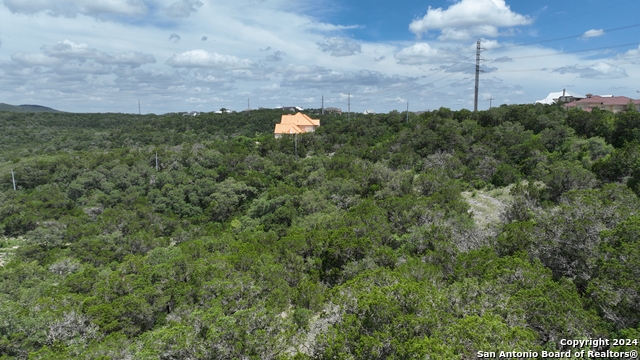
[279,112,320,126]
[274,112,320,135]
[274,123,305,134]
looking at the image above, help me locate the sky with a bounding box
[0,0,639,113]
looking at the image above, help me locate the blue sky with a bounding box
[0,0,639,113]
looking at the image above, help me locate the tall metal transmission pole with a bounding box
[474,39,485,112]
[138,99,141,115]
[322,95,324,115]
[488,97,495,109]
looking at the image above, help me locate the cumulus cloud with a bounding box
[617,45,640,60]
[280,65,415,90]
[316,37,362,57]
[169,33,181,43]
[166,50,254,69]
[6,40,156,70]
[265,51,285,62]
[553,62,628,79]
[37,40,155,67]
[581,29,604,38]
[409,0,532,41]
[492,56,513,62]
[2,0,148,19]
[164,0,203,18]
[42,40,97,58]
[11,52,63,66]
[394,43,462,65]
[0,41,161,111]
[306,22,361,32]
[445,62,497,74]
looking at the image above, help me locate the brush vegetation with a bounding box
[1,104,640,358]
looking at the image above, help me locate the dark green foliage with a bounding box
[0,105,637,358]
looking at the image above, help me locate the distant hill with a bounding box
[0,103,62,113]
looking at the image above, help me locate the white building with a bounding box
[535,89,584,105]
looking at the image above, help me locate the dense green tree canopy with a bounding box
[1,104,640,358]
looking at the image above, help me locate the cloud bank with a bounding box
[316,37,362,57]
[164,0,203,19]
[2,0,148,18]
[410,0,532,41]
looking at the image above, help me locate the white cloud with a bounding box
[1,0,637,114]
[2,0,148,18]
[445,62,496,74]
[264,50,285,62]
[617,45,640,60]
[305,22,361,32]
[581,29,604,38]
[316,37,362,57]
[166,50,255,70]
[11,52,62,66]
[164,0,203,19]
[42,39,96,58]
[394,43,462,65]
[409,0,532,41]
[492,56,513,62]
[553,62,628,79]
[8,40,156,69]
[280,65,416,91]
[37,39,156,67]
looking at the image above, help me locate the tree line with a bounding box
[1,104,640,358]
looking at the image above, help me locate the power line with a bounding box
[365,64,476,102]
[494,22,640,51]
[504,42,640,60]
[491,57,640,74]
[338,36,639,107]
[331,54,477,102]
[261,21,640,113]
[533,0,638,27]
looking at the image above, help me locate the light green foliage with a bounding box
[0,106,637,358]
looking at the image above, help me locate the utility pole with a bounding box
[247,98,250,111]
[488,97,495,109]
[474,39,485,112]
[348,92,351,121]
[322,95,324,115]
[11,169,16,191]
[138,99,141,115]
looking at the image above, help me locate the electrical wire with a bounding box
[320,16,640,109]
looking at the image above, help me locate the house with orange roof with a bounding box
[564,94,640,113]
[274,112,320,138]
